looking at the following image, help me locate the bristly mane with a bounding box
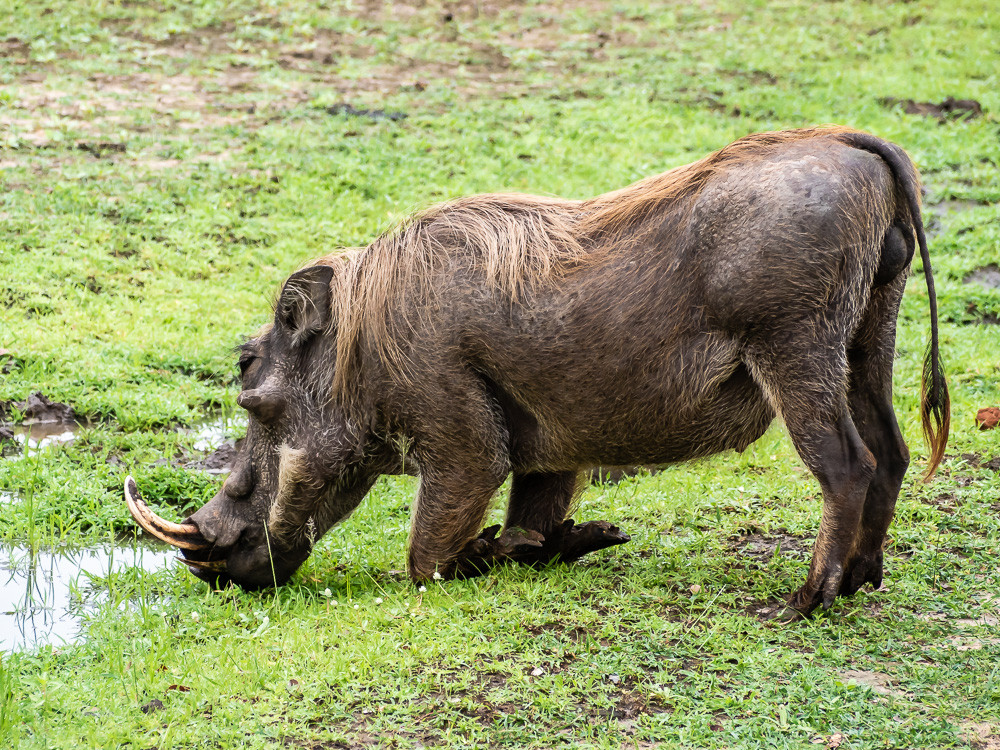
[316,126,862,398]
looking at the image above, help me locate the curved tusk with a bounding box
[124,475,210,551]
[177,557,227,572]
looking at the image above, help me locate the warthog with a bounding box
[126,126,949,618]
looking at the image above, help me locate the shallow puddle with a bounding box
[180,413,246,474]
[2,420,82,458]
[1,542,174,652]
[187,416,233,453]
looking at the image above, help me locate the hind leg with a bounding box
[747,343,876,617]
[840,278,910,595]
[506,471,578,536]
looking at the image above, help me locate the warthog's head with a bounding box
[126,264,387,589]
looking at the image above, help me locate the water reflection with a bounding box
[1,542,174,652]
[5,421,81,456]
[181,414,246,474]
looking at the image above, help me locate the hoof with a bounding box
[839,551,884,596]
[554,519,631,562]
[453,525,545,578]
[453,519,631,577]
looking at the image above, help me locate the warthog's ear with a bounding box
[275,265,335,348]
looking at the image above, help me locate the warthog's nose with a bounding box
[186,496,250,549]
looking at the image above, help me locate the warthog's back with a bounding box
[439,137,897,470]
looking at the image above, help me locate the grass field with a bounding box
[1,1,999,747]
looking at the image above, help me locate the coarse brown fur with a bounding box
[323,126,947,478]
[176,126,949,618]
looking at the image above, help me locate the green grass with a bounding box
[1,0,999,747]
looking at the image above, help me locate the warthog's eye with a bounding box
[238,354,256,378]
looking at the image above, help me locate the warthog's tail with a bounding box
[837,131,950,480]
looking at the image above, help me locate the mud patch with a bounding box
[1,542,174,651]
[880,96,983,121]
[926,198,988,220]
[1,392,83,457]
[0,391,78,424]
[7,422,80,454]
[922,492,959,514]
[965,303,1000,326]
[325,102,407,122]
[76,140,127,158]
[958,453,1000,471]
[184,440,241,474]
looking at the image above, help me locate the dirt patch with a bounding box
[77,141,127,158]
[922,492,959,514]
[965,264,1000,290]
[926,198,988,220]
[325,103,407,122]
[0,36,30,58]
[944,635,1000,652]
[965,303,1000,326]
[963,722,1000,750]
[958,453,1000,471]
[839,669,911,699]
[880,96,983,121]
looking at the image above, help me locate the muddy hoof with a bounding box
[453,520,630,578]
[551,519,631,563]
[839,551,884,596]
[494,526,545,557]
[454,525,545,578]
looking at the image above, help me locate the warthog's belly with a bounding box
[559,362,775,469]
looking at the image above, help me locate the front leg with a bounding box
[407,466,509,581]
[400,362,512,582]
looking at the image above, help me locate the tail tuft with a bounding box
[920,342,950,481]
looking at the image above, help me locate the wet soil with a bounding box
[965,303,1000,326]
[959,453,1000,471]
[177,416,245,474]
[0,392,82,457]
[0,391,78,424]
[184,440,240,473]
[325,103,407,121]
[924,198,989,237]
[730,530,810,562]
